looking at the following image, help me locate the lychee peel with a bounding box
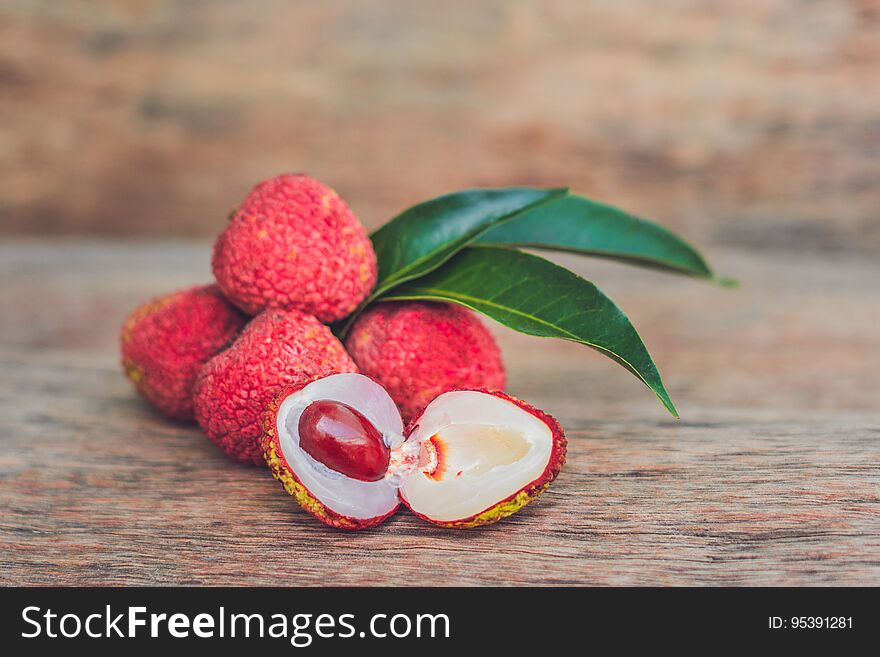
[212,174,377,322]
[263,380,399,530]
[345,301,506,421]
[120,284,246,420]
[193,309,358,465]
[401,389,566,528]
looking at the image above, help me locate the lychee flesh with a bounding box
[120,284,246,420]
[400,389,567,528]
[263,373,565,530]
[263,373,403,529]
[193,308,358,465]
[344,301,506,421]
[212,174,377,322]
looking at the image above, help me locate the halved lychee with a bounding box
[400,389,566,528]
[262,373,403,529]
[262,373,566,530]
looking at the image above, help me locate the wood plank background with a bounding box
[1,0,879,254]
[1,242,877,585]
[1,1,878,585]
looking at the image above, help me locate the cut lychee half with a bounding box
[262,373,403,529]
[263,373,566,530]
[400,390,566,527]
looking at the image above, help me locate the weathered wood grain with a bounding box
[1,1,879,253]
[0,242,877,586]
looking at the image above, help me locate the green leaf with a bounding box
[379,245,678,418]
[336,187,567,335]
[370,187,568,297]
[477,194,736,286]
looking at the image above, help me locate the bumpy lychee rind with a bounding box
[345,301,506,421]
[262,379,399,530]
[212,174,377,322]
[120,284,246,421]
[401,389,567,528]
[193,309,358,465]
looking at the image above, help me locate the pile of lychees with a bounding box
[122,174,564,529]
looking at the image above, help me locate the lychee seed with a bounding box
[298,400,391,482]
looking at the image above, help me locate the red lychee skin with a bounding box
[212,174,377,322]
[262,377,399,530]
[120,284,247,421]
[344,301,506,421]
[400,389,567,528]
[193,309,358,465]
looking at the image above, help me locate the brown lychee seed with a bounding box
[298,400,390,482]
[262,373,566,529]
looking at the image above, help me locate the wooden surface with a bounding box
[0,241,878,586]
[2,1,880,254]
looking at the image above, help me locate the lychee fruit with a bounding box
[212,173,377,322]
[344,301,506,421]
[263,373,403,529]
[400,388,566,528]
[262,373,565,529]
[193,308,358,465]
[120,284,247,420]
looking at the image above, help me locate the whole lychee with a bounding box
[120,284,246,421]
[193,308,358,464]
[344,301,506,421]
[212,174,377,322]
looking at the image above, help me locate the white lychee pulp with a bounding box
[275,373,402,521]
[400,390,553,522]
[275,374,553,523]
